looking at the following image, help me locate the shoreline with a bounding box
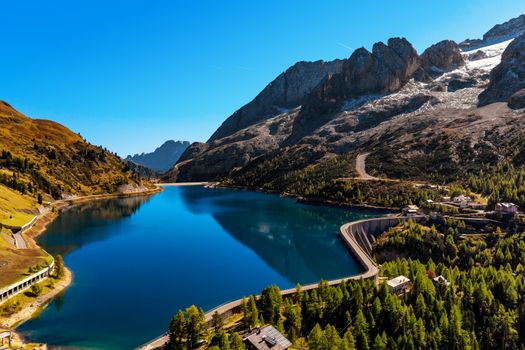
[209,182,400,212]
[1,185,163,345]
[0,267,73,330]
[137,214,417,350]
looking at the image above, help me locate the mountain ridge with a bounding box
[165,14,525,187]
[126,140,190,172]
[0,100,149,201]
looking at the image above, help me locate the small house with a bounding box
[244,325,292,350]
[453,195,472,203]
[495,203,519,215]
[403,205,420,216]
[387,275,410,294]
[442,196,451,202]
[432,275,451,287]
[452,195,473,208]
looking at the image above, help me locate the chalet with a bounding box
[387,275,410,294]
[495,203,519,215]
[403,205,420,216]
[453,195,473,203]
[451,195,473,208]
[432,275,451,287]
[243,325,292,350]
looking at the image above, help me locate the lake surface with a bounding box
[19,186,385,349]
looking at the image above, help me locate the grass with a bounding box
[0,225,51,288]
[0,276,59,318]
[0,185,38,227]
[0,184,50,288]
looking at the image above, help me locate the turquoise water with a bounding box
[18,186,385,349]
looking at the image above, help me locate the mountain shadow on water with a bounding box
[37,196,152,256]
[179,186,387,284]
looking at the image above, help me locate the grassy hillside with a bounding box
[0,100,152,290]
[0,185,38,227]
[0,225,51,286]
[0,100,147,200]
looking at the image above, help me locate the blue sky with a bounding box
[1,1,524,156]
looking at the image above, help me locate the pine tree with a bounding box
[308,324,324,350]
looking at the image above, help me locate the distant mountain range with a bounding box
[164,14,525,186]
[126,140,190,172]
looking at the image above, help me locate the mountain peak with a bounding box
[460,13,525,50]
[126,140,190,172]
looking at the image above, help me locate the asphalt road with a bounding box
[13,232,28,249]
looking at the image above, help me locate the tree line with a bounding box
[167,219,525,349]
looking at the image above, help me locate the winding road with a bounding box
[355,153,378,180]
[13,232,27,249]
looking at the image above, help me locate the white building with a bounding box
[387,275,410,294]
[403,205,420,216]
[495,203,519,215]
[432,275,451,287]
[453,195,472,203]
[452,195,473,208]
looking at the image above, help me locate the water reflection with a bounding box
[39,195,152,256]
[180,187,386,283]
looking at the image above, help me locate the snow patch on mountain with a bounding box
[462,39,513,72]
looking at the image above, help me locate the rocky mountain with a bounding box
[479,34,525,107]
[209,60,344,142]
[126,140,190,172]
[459,14,525,50]
[165,14,525,186]
[0,101,149,199]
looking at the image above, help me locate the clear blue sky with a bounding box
[1,1,524,156]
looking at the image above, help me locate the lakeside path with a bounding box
[1,186,163,344]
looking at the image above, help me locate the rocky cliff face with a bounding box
[286,38,424,143]
[208,60,344,142]
[484,14,525,42]
[420,40,464,75]
[460,14,525,50]
[164,14,525,184]
[478,34,525,107]
[345,38,421,96]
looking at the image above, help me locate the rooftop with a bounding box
[244,325,292,350]
[497,202,518,207]
[433,275,451,286]
[387,275,410,288]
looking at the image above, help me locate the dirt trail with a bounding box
[355,153,378,180]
